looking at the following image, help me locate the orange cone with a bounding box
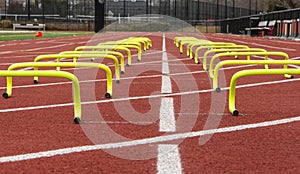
[35,31,42,37]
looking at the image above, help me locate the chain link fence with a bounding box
[0,0,257,32]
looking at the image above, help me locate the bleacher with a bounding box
[245,18,300,40]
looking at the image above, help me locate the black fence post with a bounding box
[174,0,177,17]
[249,0,251,15]
[95,0,105,33]
[146,0,148,14]
[42,0,45,25]
[232,0,235,18]
[27,0,31,21]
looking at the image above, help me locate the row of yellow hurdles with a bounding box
[174,36,300,116]
[2,36,152,124]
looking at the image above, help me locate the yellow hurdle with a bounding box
[228,68,300,116]
[74,45,132,66]
[186,40,212,56]
[209,51,290,79]
[59,51,125,73]
[0,70,82,124]
[99,40,142,51]
[126,37,152,50]
[7,62,113,98]
[192,43,237,63]
[34,54,121,82]
[202,47,262,71]
[179,39,209,54]
[173,37,198,47]
[213,60,299,92]
[96,43,142,61]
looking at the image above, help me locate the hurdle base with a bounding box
[232,110,239,116]
[2,93,9,99]
[74,117,81,124]
[105,93,112,98]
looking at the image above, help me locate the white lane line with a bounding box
[160,33,175,131]
[161,75,172,94]
[0,33,132,55]
[162,61,170,74]
[161,37,172,92]
[157,144,182,174]
[157,33,180,174]
[0,42,86,55]
[1,115,299,163]
[159,98,176,132]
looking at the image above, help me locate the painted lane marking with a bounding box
[157,33,180,173]
[159,98,176,132]
[160,33,175,131]
[161,75,172,94]
[1,115,299,163]
[161,35,172,94]
[157,144,182,174]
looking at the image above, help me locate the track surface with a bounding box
[0,33,299,173]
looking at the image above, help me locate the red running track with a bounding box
[0,32,299,173]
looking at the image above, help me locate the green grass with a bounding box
[0,31,94,41]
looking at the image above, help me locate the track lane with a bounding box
[0,32,299,173]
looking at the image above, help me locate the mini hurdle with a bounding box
[0,70,82,124]
[7,62,113,98]
[34,54,121,83]
[213,60,300,92]
[74,45,132,66]
[192,43,237,63]
[185,40,215,57]
[126,37,152,50]
[228,68,300,116]
[173,37,199,47]
[202,46,260,71]
[209,52,290,78]
[99,40,142,51]
[59,51,125,74]
[96,43,142,61]
[179,39,210,54]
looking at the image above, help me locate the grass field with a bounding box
[0,31,93,41]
